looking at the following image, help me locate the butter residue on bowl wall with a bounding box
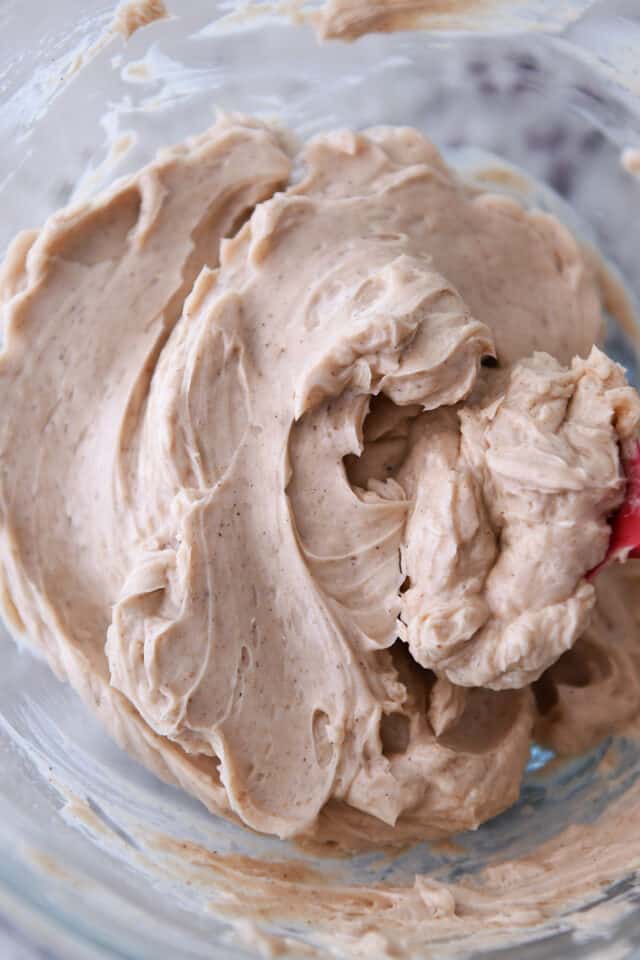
[112,0,169,40]
[201,0,597,44]
[34,731,640,960]
[310,0,596,42]
[622,147,640,179]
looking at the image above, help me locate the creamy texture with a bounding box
[0,117,639,860]
[535,561,640,755]
[400,350,637,690]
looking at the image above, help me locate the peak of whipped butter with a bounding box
[0,115,638,845]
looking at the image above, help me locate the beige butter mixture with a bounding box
[1,116,639,849]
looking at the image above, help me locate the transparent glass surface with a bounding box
[1,1,640,956]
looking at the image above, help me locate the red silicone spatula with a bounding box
[588,440,640,579]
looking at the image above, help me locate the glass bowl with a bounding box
[2,2,640,957]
